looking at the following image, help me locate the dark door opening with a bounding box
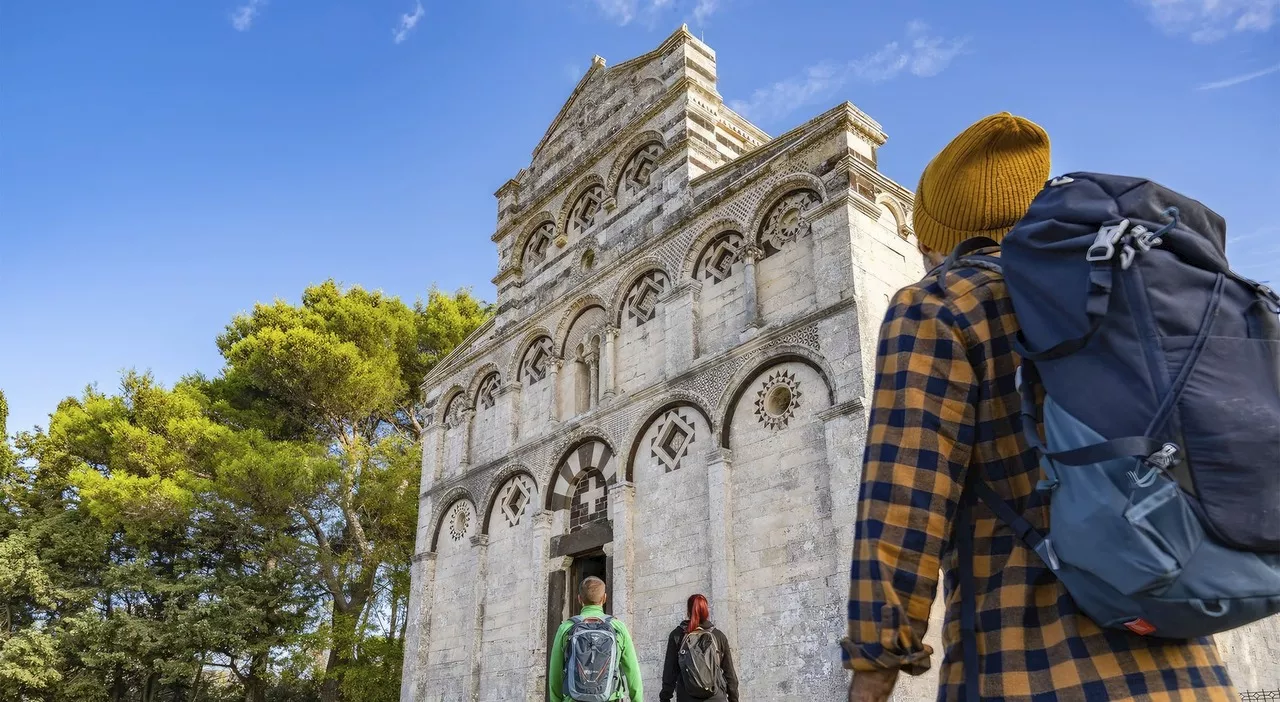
[567,553,610,616]
[545,552,612,702]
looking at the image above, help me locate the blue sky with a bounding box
[2,0,1277,435]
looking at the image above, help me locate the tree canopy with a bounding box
[0,283,490,702]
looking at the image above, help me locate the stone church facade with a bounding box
[400,26,1280,702]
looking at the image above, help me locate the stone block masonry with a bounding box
[399,24,1280,702]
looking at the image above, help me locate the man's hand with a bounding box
[848,668,899,702]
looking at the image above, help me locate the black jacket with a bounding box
[659,621,739,702]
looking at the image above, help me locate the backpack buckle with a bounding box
[1145,443,1181,471]
[1087,220,1130,262]
[1130,224,1163,253]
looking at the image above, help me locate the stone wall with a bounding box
[476,475,540,701]
[629,405,714,686]
[727,360,845,700]
[420,499,477,701]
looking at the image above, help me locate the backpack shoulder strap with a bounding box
[938,237,1002,286]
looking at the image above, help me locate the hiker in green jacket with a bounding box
[548,576,643,702]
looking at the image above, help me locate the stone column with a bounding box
[548,359,563,425]
[663,280,701,377]
[705,447,739,650]
[601,326,618,400]
[607,480,636,626]
[740,245,764,334]
[460,408,476,468]
[401,550,436,702]
[422,422,445,489]
[527,510,554,701]
[468,534,490,700]
[500,383,522,449]
[587,352,600,411]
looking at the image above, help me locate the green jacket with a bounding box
[547,605,642,702]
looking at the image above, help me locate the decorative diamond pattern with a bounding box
[569,185,606,237]
[651,410,696,472]
[695,231,744,284]
[523,222,554,268]
[476,373,500,410]
[753,370,802,430]
[521,337,555,385]
[622,142,664,196]
[498,475,534,528]
[760,190,820,256]
[623,271,669,326]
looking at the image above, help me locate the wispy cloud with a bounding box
[230,0,266,32]
[393,1,425,44]
[1198,61,1280,89]
[693,0,718,23]
[1136,0,1278,42]
[588,0,720,26]
[730,21,967,123]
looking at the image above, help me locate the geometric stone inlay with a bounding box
[550,439,616,512]
[523,221,555,269]
[695,231,745,284]
[569,470,608,533]
[569,185,606,237]
[760,189,820,256]
[621,142,664,196]
[476,372,500,410]
[498,475,535,528]
[442,393,466,428]
[624,270,669,326]
[521,336,555,385]
[754,369,802,430]
[651,410,696,473]
[447,502,472,542]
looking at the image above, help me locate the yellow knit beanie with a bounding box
[913,112,1051,253]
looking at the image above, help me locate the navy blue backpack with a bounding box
[945,173,1280,699]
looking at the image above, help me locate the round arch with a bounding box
[746,173,829,245]
[717,349,837,447]
[433,384,468,426]
[544,435,618,511]
[428,488,477,552]
[607,256,672,326]
[480,465,539,535]
[555,297,608,356]
[875,193,912,239]
[512,214,557,270]
[623,396,715,483]
[607,129,666,197]
[681,217,748,280]
[556,173,607,241]
[507,326,555,380]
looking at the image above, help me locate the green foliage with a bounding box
[0,283,490,701]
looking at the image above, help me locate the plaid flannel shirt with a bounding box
[842,253,1236,701]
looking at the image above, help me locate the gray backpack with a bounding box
[942,173,1280,701]
[677,627,719,699]
[563,615,622,702]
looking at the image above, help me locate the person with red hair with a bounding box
[660,594,739,702]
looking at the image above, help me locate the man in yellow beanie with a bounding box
[841,114,1235,701]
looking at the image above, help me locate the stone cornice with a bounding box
[817,398,865,421]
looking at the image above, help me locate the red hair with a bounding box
[686,593,710,633]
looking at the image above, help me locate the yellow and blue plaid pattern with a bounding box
[842,255,1236,701]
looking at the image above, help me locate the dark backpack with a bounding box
[677,627,719,699]
[563,615,622,702]
[942,172,1280,699]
